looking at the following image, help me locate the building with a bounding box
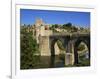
[33,18,53,44]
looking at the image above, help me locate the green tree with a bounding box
[62,23,72,30]
[20,27,40,69]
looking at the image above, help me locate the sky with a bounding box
[20,9,90,27]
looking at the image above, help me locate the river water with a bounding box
[34,55,65,68]
[33,52,90,69]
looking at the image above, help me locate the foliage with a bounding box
[78,44,85,51]
[57,40,65,50]
[20,26,40,69]
[63,23,72,27]
[51,24,59,28]
[50,24,60,33]
[62,23,72,29]
[49,22,80,33]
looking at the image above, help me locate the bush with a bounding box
[20,27,40,69]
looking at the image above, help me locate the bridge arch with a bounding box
[50,38,65,56]
[50,38,67,67]
[74,38,90,65]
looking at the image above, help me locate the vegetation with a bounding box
[50,22,79,33]
[76,43,90,66]
[20,23,90,69]
[76,54,90,66]
[78,43,85,51]
[57,40,65,51]
[62,23,72,29]
[20,26,40,69]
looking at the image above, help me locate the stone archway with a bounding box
[50,38,66,67]
[74,39,90,65]
[51,39,65,55]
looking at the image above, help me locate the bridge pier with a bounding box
[65,53,74,65]
[39,36,51,56]
[65,41,74,66]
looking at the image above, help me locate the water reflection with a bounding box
[33,52,90,69]
[50,55,65,67]
[39,55,65,68]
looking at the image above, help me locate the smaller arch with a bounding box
[74,39,90,66]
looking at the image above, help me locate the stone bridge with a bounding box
[39,33,90,65]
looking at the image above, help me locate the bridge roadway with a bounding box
[49,32,90,37]
[50,32,90,37]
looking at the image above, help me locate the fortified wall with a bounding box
[32,18,60,56]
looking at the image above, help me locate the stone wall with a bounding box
[39,36,51,56]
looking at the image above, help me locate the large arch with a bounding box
[50,37,66,67]
[50,39,65,55]
[74,38,90,65]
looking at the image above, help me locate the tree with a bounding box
[54,24,59,28]
[20,27,40,69]
[62,23,72,30]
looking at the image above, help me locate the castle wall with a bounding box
[44,30,53,36]
[33,18,53,56]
